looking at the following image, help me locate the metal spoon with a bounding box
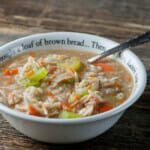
[88,31,150,63]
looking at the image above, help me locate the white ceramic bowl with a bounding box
[0,32,147,143]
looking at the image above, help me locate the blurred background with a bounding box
[0,0,150,43]
[0,0,150,150]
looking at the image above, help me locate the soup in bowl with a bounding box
[0,32,146,143]
[0,50,133,118]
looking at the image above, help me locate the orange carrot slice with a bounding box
[17,58,22,61]
[88,85,92,89]
[58,55,65,59]
[115,81,121,87]
[11,94,15,98]
[26,70,34,77]
[4,69,18,76]
[4,70,10,75]
[93,63,115,71]
[28,105,42,116]
[61,103,73,111]
[76,57,80,61]
[28,52,35,57]
[10,69,18,74]
[51,75,56,79]
[50,67,57,74]
[99,104,114,113]
[48,92,55,98]
[120,100,125,104]
[75,96,80,100]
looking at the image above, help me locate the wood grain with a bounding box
[0,0,150,149]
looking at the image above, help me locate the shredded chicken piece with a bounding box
[53,72,73,84]
[42,54,67,65]
[79,104,94,116]
[22,57,35,72]
[8,91,22,105]
[78,94,103,116]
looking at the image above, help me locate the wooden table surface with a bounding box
[0,0,150,149]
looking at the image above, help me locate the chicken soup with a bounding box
[0,50,133,118]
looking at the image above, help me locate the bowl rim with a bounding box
[0,32,147,124]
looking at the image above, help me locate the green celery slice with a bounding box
[57,57,81,71]
[70,57,81,70]
[59,110,82,119]
[112,96,118,101]
[75,87,89,97]
[29,67,48,81]
[19,79,40,87]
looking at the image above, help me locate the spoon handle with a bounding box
[88,31,150,63]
